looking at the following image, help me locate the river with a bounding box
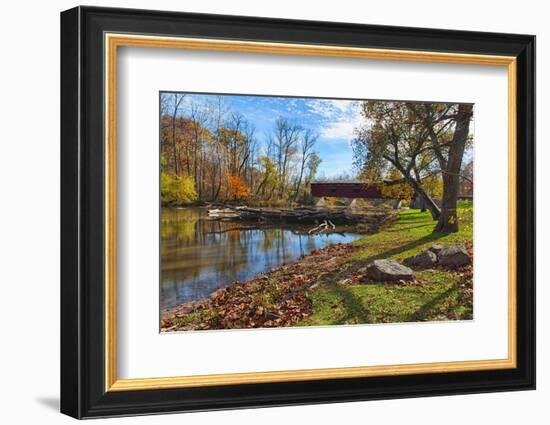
[160,207,361,310]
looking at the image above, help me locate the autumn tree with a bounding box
[189,101,212,197]
[380,168,415,201]
[353,101,442,220]
[411,103,473,232]
[227,174,251,200]
[305,152,322,184]
[292,128,319,199]
[209,96,230,201]
[255,156,279,199]
[169,93,185,175]
[272,118,301,195]
[353,101,473,232]
[160,173,198,205]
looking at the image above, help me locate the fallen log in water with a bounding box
[207,208,240,218]
[206,205,396,227]
[308,220,328,235]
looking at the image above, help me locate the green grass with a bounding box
[352,200,473,262]
[297,201,474,326]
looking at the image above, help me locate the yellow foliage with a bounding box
[380,169,415,200]
[161,172,198,205]
[377,168,443,201]
[423,176,443,198]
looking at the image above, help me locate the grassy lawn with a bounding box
[297,201,474,326]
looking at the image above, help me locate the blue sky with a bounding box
[178,93,362,178]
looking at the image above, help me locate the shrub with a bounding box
[227,174,251,200]
[161,172,198,205]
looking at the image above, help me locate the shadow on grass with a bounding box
[386,224,433,233]
[394,215,433,224]
[325,283,372,324]
[359,232,447,264]
[406,284,459,322]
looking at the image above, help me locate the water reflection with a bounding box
[160,207,361,309]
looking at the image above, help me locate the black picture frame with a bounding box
[61,5,536,419]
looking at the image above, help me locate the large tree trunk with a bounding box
[171,117,178,175]
[214,173,222,201]
[407,176,441,220]
[390,160,441,220]
[435,173,460,232]
[434,104,473,233]
[170,94,184,176]
[294,162,305,201]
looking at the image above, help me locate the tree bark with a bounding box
[171,115,178,175]
[407,176,441,220]
[387,158,441,220]
[294,160,305,201]
[434,104,473,232]
[170,94,184,176]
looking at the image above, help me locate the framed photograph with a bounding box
[60,6,535,419]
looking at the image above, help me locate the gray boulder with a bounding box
[366,259,414,282]
[428,244,444,255]
[437,244,471,268]
[404,250,437,268]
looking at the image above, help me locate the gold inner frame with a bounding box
[104,33,517,392]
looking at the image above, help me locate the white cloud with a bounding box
[306,99,354,119]
[329,99,355,114]
[318,101,362,141]
[321,121,357,140]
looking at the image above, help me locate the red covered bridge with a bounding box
[310,181,382,199]
[310,181,472,208]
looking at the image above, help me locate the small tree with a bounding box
[255,156,279,199]
[227,174,251,201]
[161,173,198,205]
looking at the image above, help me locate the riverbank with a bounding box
[161,202,473,331]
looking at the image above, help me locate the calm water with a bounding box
[160,207,361,309]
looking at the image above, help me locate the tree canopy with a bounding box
[353,101,473,232]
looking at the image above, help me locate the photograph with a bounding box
[159,93,475,332]
[57,4,536,419]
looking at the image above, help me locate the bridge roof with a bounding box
[311,180,367,185]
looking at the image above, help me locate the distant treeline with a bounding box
[160,93,322,206]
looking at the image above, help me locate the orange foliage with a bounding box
[227,174,251,200]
